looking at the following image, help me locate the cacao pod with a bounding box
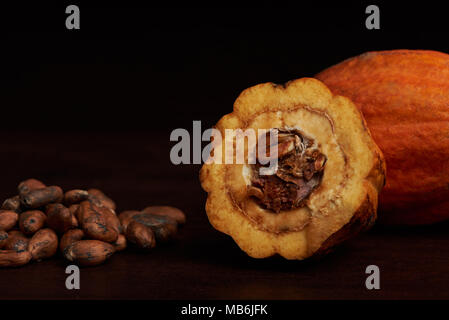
[200,78,385,259]
[316,49,449,224]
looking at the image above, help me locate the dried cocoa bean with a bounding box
[60,229,84,253]
[87,189,116,211]
[131,213,177,243]
[0,250,32,267]
[46,203,77,234]
[78,201,119,243]
[118,210,140,232]
[69,204,81,223]
[71,214,79,228]
[142,206,186,225]
[68,204,79,215]
[0,230,8,248]
[64,189,89,206]
[18,178,46,195]
[3,230,29,252]
[28,228,58,261]
[125,221,155,250]
[64,240,115,267]
[19,210,46,235]
[113,234,127,252]
[0,210,19,231]
[1,196,21,213]
[20,186,63,209]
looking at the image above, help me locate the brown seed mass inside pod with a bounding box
[249,129,326,213]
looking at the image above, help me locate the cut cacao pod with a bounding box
[200,78,385,259]
[316,50,449,225]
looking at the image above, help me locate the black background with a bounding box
[3,2,449,131]
[1,2,449,303]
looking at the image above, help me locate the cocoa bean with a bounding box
[46,203,77,234]
[125,221,155,250]
[28,228,58,261]
[118,210,140,232]
[64,240,115,267]
[18,178,46,195]
[19,210,46,235]
[0,250,32,267]
[0,230,8,248]
[69,204,81,223]
[0,210,19,231]
[64,189,89,206]
[3,230,29,252]
[20,186,63,209]
[1,195,22,213]
[131,213,177,243]
[78,201,119,243]
[60,229,84,253]
[71,214,79,228]
[87,189,116,211]
[142,206,186,225]
[113,234,127,252]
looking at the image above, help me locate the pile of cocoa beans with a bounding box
[0,179,186,267]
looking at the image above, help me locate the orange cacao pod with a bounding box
[316,49,449,224]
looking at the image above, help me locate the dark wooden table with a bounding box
[1,130,449,300]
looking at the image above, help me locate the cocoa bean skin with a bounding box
[1,196,22,213]
[19,210,46,235]
[113,234,127,251]
[18,178,46,195]
[3,230,29,252]
[132,213,178,243]
[20,186,63,209]
[60,229,84,253]
[142,206,186,225]
[64,240,115,267]
[64,189,89,206]
[118,210,140,233]
[0,250,32,267]
[78,201,119,243]
[87,189,116,211]
[46,203,77,234]
[69,204,81,224]
[0,230,8,248]
[28,228,58,261]
[71,213,79,228]
[125,221,155,250]
[69,204,79,215]
[0,210,19,231]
